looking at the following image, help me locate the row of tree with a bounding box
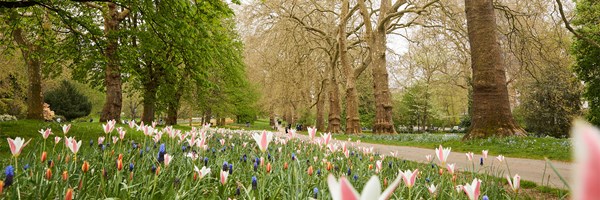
[0,0,256,125]
[240,0,598,138]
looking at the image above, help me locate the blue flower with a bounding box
[251,176,257,190]
[353,174,358,181]
[204,157,209,166]
[157,143,166,163]
[132,143,138,149]
[129,163,134,172]
[5,165,14,177]
[268,153,271,161]
[229,164,233,174]
[181,145,187,152]
[480,157,484,166]
[291,153,296,161]
[222,161,229,171]
[236,187,240,196]
[426,178,431,183]
[146,146,150,152]
[347,168,351,176]
[101,144,106,151]
[159,143,166,153]
[313,187,318,198]
[316,169,321,176]
[242,154,247,162]
[151,165,157,173]
[23,164,30,171]
[483,195,489,200]
[139,149,144,157]
[388,161,392,168]
[253,162,258,171]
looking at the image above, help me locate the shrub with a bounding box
[0,98,26,118]
[0,114,17,121]
[44,80,92,121]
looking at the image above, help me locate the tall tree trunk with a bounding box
[340,0,361,134]
[165,86,183,125]
[328,53,342,133]
[12,28,44,120]
[99,3,129,122]
[316,78,328,131]
[269,107,275,126]
[358,0,396,134]
[463,0,526,139]
[141,81,158,123]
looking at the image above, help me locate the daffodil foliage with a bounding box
[0,122,558,199]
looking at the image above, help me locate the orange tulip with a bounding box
[284,162,288,170]
[117,159,123,171]
[0,180,4,195]
[307,166,313,176]
[45,168,52,180]
[130,172,134,180]
[370,156,374,162]
[266,162,272,173]
[384,177,388,188]
[82,161,90,173]
[327,162,332,171]
[155,166,161,175]
[62,171,68,181]
[438,168,444,175]
[49,160,54,168]
[368,164,373,170]
[41,151,47,163]
[65,188,73,200]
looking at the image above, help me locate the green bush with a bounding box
[0,98,26,118]
[44,80,92,121]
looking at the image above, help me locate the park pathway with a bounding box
[271,128,571,189]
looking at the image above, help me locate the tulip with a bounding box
[428,183,437,194]
[164,154,172,167]
[155,166,161,175]
[327,162,333,171]
[572,120,600,200]
[252,131,273,152]
[482,150,488,159]
[220,170,228,185]
[321,133,332,146]
[466,152,474,161]
[112,136,119,144]
[0,180,4,195]
[327,173,402,200]
[307,127,317,140]
[194,165,211,180]
[45,168,52,180]
[496,155,505,162]
[41,151,47,163]
[65,137,82,155]
[117,159,123,171]
[284,162,288,170]
[375,160,382,173]
[462,178,482,200]
[425,155,433,162]
[55,136,61,145]
[7,137,32,157]
[289,129,297,139]
[62,124,71,135]
[65,188,73,200]
[447,163,456,174]
[266,162,272,173]
[82,161,90,173]
[62,171,68,181]
[39,128,52,139]
[435,145,451,165]
[399,169,419,188]
[506,174,520,193]
[128,120,136,129]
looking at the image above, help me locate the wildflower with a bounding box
[353,174,358,181]
[204,157,208,166]
[118,127,126,140]
[7,137,32,157]
[229,164,233,174]
[158,144,166,163]
[284,162,288,170]
[194,165,211,180]
[506,174,521,193]
[321,133,332,146]
[313,187,318,198]
[327,173,402,200]
[82,161,90,173]
[4,166,14,188]
[65,137,82,154]
[252,131,273,152]
[253,162,258,171]
[292,153,296,161]
[462,178,482,200]
[129,163,134,172]
[572,120,600,200]
[480,158,484,166]
[155,166,161,175]
[399,169,419,188]
[347,168,351,176]
[23,164,29,171]
[39,128,52,139]
[252,176,257,190]
[222,161,229,171]
[317,169,321,176]
[117,157,123,171]
[0,180,3,194]
[483,195,489,200]
[102,120,115,134]
[435,145,451,165]
[62,124,71,135]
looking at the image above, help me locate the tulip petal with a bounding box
[360,176,382,200]
[573,120,600,200]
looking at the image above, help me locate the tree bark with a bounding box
[165,86,182,125]
[340,0,362,134]
[463,0,526,139]
[316,78,328,131]
[99,3,129,122]
[327,53,342,133]
[12,28,44,120]
[141,80,158,123]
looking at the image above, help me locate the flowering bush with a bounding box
[0,121,571,199]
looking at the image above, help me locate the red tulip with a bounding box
[62,171,68,181]
[82,161,90,173]
[45,168,52,180]
[284,162,288,170]
[41,151,47,163]
[266,162,272,173]
[307,166,313,176]
[65,188,73,200]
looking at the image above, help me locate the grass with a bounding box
[0,119,568,199]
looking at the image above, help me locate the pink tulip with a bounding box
[102,122,114,134]
[435,145,451,165]
[98,136,105,145]
[66,137,82,154]
[572,120,600,200]
[152,121,157,128]
[219,139,225,146]
[506,174,520,193]
[425,155,433,162]
[118,127,126,140]
[496,155,505,162]
[327,173,402,200]
[447,163,456,174]
[252,131,273,152]
[375,160,383,173]
[307,127,317,140]
[39,128,52,139]
[164,154,172,166]
[462,178,481,200]
[220,170,228,185]
[321,133,332,146]
[62,124,71,135]
[466,152,474,161]
[128,120,136,129]
[399,169,419,188]
[194,165,211,180]
[7,137,31,157]
[428,184,437,194]
[54,136,61,145]
[482,150,488,159]
[112,136,119,144]
[289,129,297,139]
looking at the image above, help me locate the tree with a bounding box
[463,0,525,139]
[44,80,92,121]
[571,0,600,126]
